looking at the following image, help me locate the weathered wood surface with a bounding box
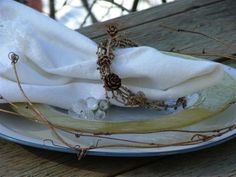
[79,0,236,58]
[1,0,236,176]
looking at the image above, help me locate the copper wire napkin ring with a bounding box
[96,25,187,110]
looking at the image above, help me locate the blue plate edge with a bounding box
[0,131,235,157]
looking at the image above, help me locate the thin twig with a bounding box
[55,0,70,13]
[80,0,97,27]
[49,0,56,19]
[131,0,139,12]
[170,50,236,61]
[101,4,113,21]
[0,108,21,116]
[81,0,98,23]
[10,55,84,156]
[0,95,19,109]
[103,0,131,12]
[159,24,234,51]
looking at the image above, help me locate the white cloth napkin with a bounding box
[0,0,224,109]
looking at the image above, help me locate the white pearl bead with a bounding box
[86,97,98,111]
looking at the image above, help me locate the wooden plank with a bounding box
[1,0,236,176]
[1,133,236,177]
[116,139,236,177]
[0,139,156,177]
[79,0,236,60]
[78,0,223,39]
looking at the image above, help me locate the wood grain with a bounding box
[79,0,236,60]
[78,0,224,39]
[0,139,156,177]
[116,139,236,177]
[1,0,236,176]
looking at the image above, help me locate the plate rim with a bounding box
[0,130,235,157]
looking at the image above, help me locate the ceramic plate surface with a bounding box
[0,64,236,157]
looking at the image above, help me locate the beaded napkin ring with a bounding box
[96,25,187,111]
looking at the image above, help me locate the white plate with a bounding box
[0,64,236,157]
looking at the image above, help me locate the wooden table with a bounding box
[1,0,236,176]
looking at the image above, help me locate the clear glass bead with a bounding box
[68,108,86,119]
[83,109,95,120]
[71,99,87,114]
[69,99,88,119]
[98,99,110,111]
[86,97,99,111]
[95,109,106,120]
[69,98,109,120]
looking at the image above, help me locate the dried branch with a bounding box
[80,0,97,27]
[103,0,131,13]
[168,49,236,61]
[49,0,56,19]
[0,108,21,116]
[0,95,19,109]
[8,53,85,158]
[81,0,98,23]
[55,0,70,13]
[131,0,139,12]
[159,24,234,51]
[101,4,113,21]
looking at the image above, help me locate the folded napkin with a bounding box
[0,1,224,109]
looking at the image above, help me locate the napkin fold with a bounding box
[0,0,224,109]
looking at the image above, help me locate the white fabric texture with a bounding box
[0,0,224,109]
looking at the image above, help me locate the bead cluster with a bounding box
[68,97,109,120]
